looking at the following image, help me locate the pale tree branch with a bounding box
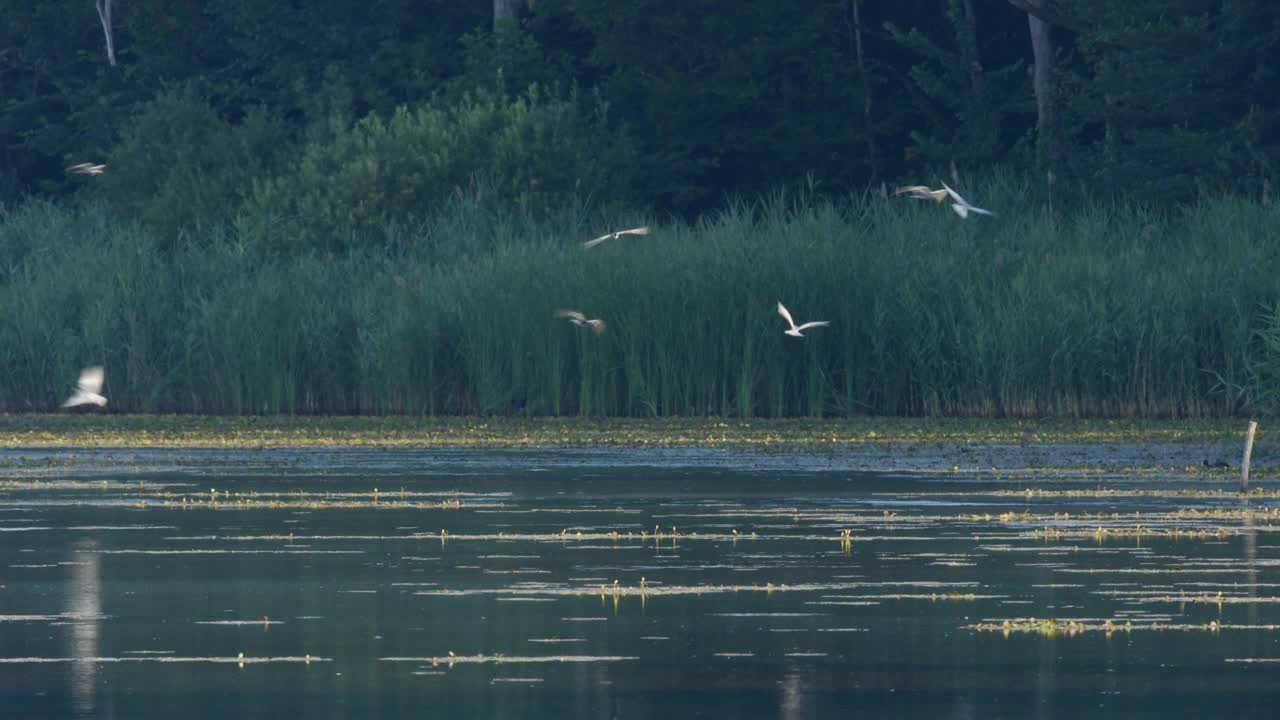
[1028,12,1056,168]
[1005,0,1093,37]
[95,0,117,67]
[851,0,878,179]
[494,0,520,29]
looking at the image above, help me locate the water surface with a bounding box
[1,447,1276,718]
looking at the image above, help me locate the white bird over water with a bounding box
[556,309,606,335]
[66,163,106,176]
[939,180,994,219]
[62,366,107,408]
[776,302,829,338]
[583,226,649,250]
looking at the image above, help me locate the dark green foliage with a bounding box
[4,0,1278,210]
[561,0,889,210]
[886,0,1031,167]
[1065,0,1280,197]
[236,86,635,254]
[93,86,292,244]
[452,22,568,98]
[0,0,487,199]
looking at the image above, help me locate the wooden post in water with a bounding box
[1241,420,1258,493]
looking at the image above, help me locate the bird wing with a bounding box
[619,227,650,236]
[587,319,606,335]
[62,393,86,408]
[939,180,970,208]
[582,235,612,249]
[67,163,105,175]
[776,302,797,330]
[794,321,830,332]
[78,366,105,394]
[898,186,948,202]
[951,204,969,219]
[894,185,930,196]
[556,309,587,323]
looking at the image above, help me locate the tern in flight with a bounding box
[66,163,106,176]
[776,302,829,338]
[939,181,994,219]
[62,366,107,408]
[583,227,649,250]
[556,310,607,335]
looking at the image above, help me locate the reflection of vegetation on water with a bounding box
[0,415,1253,448]
[7,440,1280,716]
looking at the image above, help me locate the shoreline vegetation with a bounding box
[0,415,1257,449]
[4,181,1280,418]
[6,6,1279,421]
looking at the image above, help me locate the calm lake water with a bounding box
[1,446,1277,719]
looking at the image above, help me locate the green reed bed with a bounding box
[1,177,1278,416]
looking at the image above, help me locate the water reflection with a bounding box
[66,539,101,717]
[1242,498,1259,633]
[780,670,805,719]
[1036,633,1056,720]
[3,448,1280,719]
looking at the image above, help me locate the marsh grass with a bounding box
[3,173,1279,416]
[0,414,1249,447]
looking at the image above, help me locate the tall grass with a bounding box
[2,174,1279,417]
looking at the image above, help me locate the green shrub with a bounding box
[95,86,292,245]
[236,86,635,254]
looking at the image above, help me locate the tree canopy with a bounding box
[2,0,1276,216]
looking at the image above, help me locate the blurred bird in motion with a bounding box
[556,310,607,335]
[62,366,108,408]
[67,163,106,176]
[583,227,649,250]
[894,185,948,203]
[939,181,994,219]
[776,302,829,338]
[895,182,994,219]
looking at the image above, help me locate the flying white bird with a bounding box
[940,180,994,219]
[583,226,649,250]
[556,309,606,335]
[776,302,829,338]
[66,163,106,176]
[62,366,107,408]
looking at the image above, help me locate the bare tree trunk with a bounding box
[1028,12,1056,168]
[494,0,519,29]
[95,0,117,67]
[1006,0,1093,36]
[957,0,984,97]
[851,0,879,180]
[1102,89,1116,166]
[1007,0,1144,49]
